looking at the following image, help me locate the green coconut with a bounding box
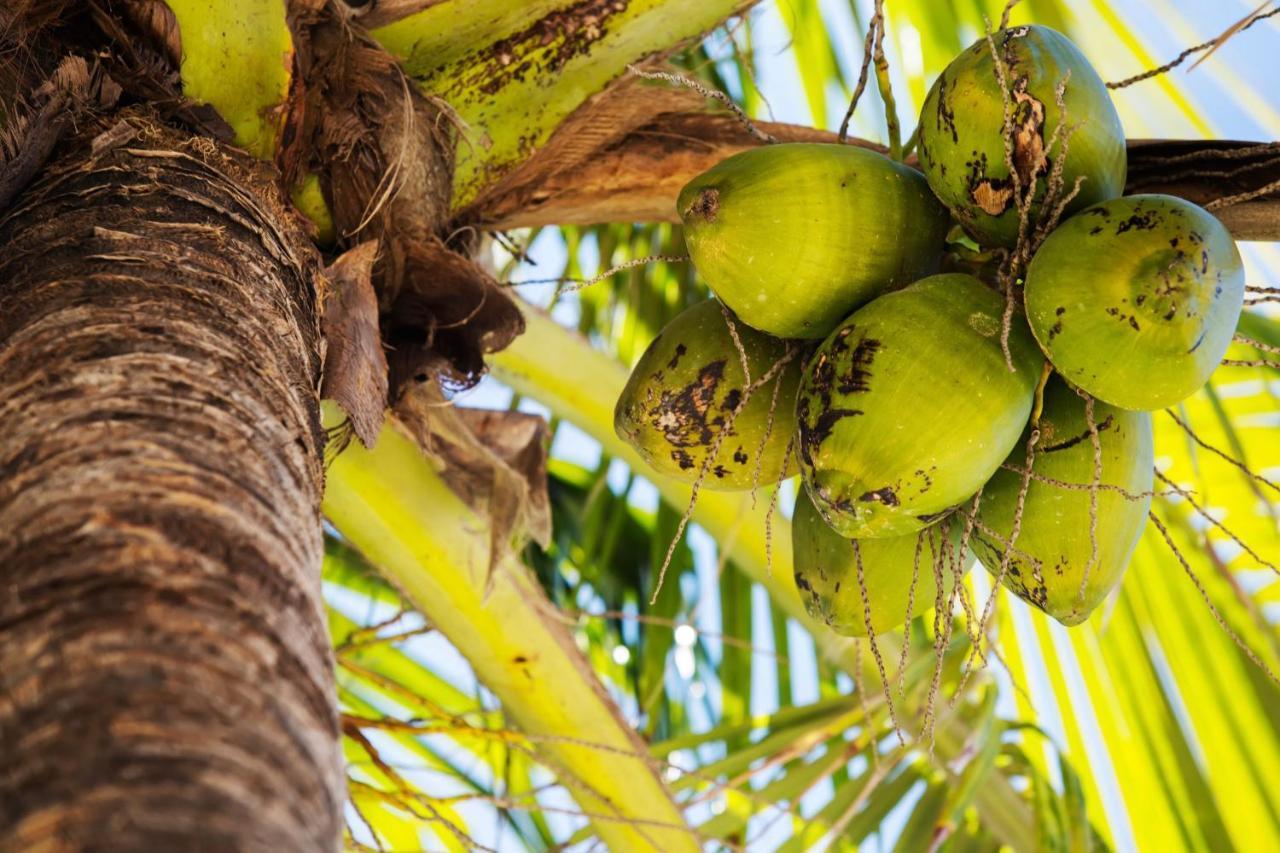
[614,299,802,489]
[974,378,1153,625]
[677,143,950,339]
[917,25,1126,248]
[793,490,973,637]
[796,273,1043,539]
[1024,194,1245,411]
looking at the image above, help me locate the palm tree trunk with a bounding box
[0,118,343,850]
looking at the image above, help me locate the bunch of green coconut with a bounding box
[613,26,1245,635]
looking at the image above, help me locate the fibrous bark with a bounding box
[0,117,343,851]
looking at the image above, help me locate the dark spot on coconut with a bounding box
[917,508,951,524]
[807,408,861,448]
[836,338,880,395]
[1189,230,1204,244]
[1129,316,1140,331]
[935,74,959,143]
[1048,320,1063,340]
[1115,211,1159,234]
[1055,306,1066,316]
[667,342,686,370]
[713,465,729,479]
[795,573,814,594]
[834,581,841,593]
[798,406,861,468]
[671,449,694,470]
[859,487,899,507]
[1201,250,1209,274]
[1169,237,1179,248]
[686,187,719,222]
[1214,285,1222,298]
[650,360,726,450]
[1188,329,1208,354]
[1090,225,1103,235]
[1135,294,1146,306]
[722,388,742,412]
[1085,207,1110,217]
[733,446,748,465]
[1042,415,1115,453]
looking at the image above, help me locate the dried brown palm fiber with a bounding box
[290,7,522,392]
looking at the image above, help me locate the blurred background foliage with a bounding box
[327,1,1280,849]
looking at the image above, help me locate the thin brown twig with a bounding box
[1235,334,1280,355]
[837,3,880,143]
[1148,511,1280,687]
[1106,4,1280,88]
[1206,175,1280,211]
[999,0,1024,30]
[764,433,796,578]
[1164,409,1280,494]
[999,463,1169,499]
[1154,469,1279,576]
[627,65,777,144]
[1075,390,1103,616]
[1221,358,1280,368]
[506,254,688,292]
[652,345,800,603]
[749,360,785,509]
[896,532,926,700]
[853,539,904,745]
[561,609,791,663]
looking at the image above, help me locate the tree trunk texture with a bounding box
[470,112,1280,241]
[0,120,343,851]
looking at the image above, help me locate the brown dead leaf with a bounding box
[382,237,524,395]
[291,8,523,393]
[321,240,388,446]
[0,55,122,210]
[457,64,707,224]
[118,0,181,66]
[396,381,551,595]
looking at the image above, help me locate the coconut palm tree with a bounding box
[1,0,1276,850]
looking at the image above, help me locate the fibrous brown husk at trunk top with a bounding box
[291,8,524,394]
[0,113,343,849]
[396,380,552,595]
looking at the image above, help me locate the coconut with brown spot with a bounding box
[974,377,1154,625]
[793,490,972,637]
[796,273,1043,539]
[614,299,801,489]
[678,143,950,339]
[1024,194,1245,411]
[916,25,1125,248]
